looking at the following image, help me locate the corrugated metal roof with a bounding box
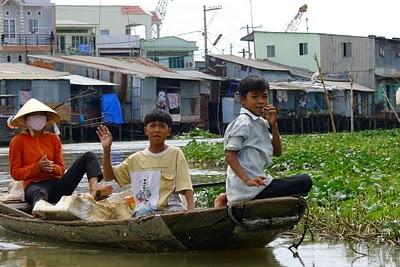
[208,54,313,78]
[325,81,375,92]
[0,63,69,80]
[62,75,118,86]
[176,70,226,81]
[209,54,289,72]
[29,55,198,80]
[375,67,400,78]
[269,81,375,92]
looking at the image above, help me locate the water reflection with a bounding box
[271,238,400,267]
[0,247,281,267]
[0,227,281,267]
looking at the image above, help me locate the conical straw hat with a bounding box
[10,98,61,128]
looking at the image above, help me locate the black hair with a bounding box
[144,109,173,128]
[238,75,270,97]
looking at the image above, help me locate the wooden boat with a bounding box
[0,197,307,252]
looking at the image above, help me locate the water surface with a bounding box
[0,140,398,266]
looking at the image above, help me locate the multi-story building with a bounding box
[241,31,400,112]
[0,0,55,63]
[140,36,197,70]
[55,5,152,57]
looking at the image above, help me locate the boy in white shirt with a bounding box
[97,109,194,217]
[223,75,312,205]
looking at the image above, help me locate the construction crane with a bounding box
[152,0,170,39]
[285,4,307,32]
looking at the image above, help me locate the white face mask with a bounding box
[26,115,47,131]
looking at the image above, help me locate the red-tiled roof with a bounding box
[120,5,147,15]
[150,11,162,22]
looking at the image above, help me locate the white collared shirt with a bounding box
[223,107,274,203]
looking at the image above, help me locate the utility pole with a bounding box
[239,48,246,58]
[241,24,261,59]
[246,25,251,59]
[203,5,222,68]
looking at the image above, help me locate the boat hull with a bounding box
[0,197,307,252]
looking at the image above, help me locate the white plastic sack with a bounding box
[33,192,133,221]
[0,181,25,202]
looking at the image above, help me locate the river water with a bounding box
[0,139,399,267]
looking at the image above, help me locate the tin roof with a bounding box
[208,54,313,78]
[62,75,118,86]
[208,54,289,72]
[28,55,198,80]
[270,80,375,92]
[0,63,69,80]
[176,70,226,81]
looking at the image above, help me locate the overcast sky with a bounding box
[52,0,399,60]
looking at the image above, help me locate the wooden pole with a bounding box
[349,73,354,133]
[382,87,400,123]
[313,54,336,133]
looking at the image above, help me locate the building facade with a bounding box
[241,31,400,114]
[206,54,378,134]
[55,5,152,56]
[0,0,55,63]
[140,36,198,70]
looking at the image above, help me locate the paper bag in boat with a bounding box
[32,192,134,221]
[0,181,25,202]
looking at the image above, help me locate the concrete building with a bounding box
[0,0,55,63]
[241,31,400,116]
[140,36,198,69]
[55,5,152,56]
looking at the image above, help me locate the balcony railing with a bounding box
[1,33,54,46]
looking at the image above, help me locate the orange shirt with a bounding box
[9,131,65,189]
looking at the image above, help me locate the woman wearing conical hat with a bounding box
[8,98,109,209]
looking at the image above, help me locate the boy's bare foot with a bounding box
[214,193,228,208]
[91,185,113,201]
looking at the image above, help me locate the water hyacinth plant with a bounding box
[184,128,400,244]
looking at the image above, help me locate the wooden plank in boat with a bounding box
[0,202,33,218]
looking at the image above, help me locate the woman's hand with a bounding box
[38,155,54,173]
[96,125,113,149]
[262,104,278,126]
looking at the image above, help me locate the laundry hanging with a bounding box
[167,93,180,110]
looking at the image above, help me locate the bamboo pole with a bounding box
[313,54,336,133]
[349,73,354,133]
[381,87,400,123]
